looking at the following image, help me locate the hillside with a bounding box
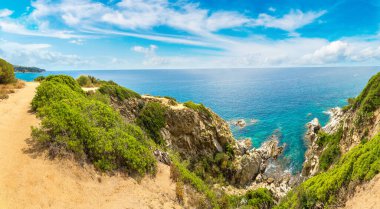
[14,66,45,73]
[277,72,380,209]
[2,68,380,208]
[0,81,183,209]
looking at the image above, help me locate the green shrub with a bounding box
[0,58,15,84]
[44,75,84,93]
[316,128,343,171]
[87,91,110,105]
[184,101,212,118]
[348,72,380,124]
[276,134,380,209]
[77,75,92,87]
[99,84,141,101]
[170,154,218,207]
[32,75,157,176]
[34,76,45,82]
[32,81,84,111]
[137,102,167,145]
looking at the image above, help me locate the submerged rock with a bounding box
[235,119,247,128]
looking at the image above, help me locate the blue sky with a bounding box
[0,0,379,70]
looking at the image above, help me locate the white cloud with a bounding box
[132,44,157,55]
[131,44,196,67]
[0,9,13,18]
[251,10,326,32]
[268,7,276,12]
[301,41,350,64]
[69,39,84,45]
[300,40,380,65]
[0,39,91,69]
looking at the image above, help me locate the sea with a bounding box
[16,66,380,173]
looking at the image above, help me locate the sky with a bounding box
[0,0,379,70]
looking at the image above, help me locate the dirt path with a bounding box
[0,82,182,209]
[341,174,380,209]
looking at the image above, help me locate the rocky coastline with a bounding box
[302,107,344,178]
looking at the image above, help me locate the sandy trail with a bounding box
[0,82,182,209]
[341,174,380,209]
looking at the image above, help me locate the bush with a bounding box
[316,128,343,171]
[137,102,167,145]
[0,58,15,84]
[44,75,84,93]
[348,72,380,124]
[99,84,141,101]
[76,75,92,87]
[176,181,185,204]
[170,154,218,207]
[32,75,157,176]
[184,101,212,118]
[34,76,45,82]
[276,133,380,209]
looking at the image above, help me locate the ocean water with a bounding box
[16,67,380,173]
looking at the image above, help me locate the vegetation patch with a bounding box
[137,102,167,145]
[98,83,141,101]
[76,75,101,87]
[276,133,380,209]
[343,72,380,125]
[225,188,275,209]
[0,80,25,100]
[317,127,343,171]
[31,75,157,176]
[34,76,46,82]
[0,58,15,84]
[184,101,212,118]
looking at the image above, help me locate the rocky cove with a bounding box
[107,91,348,199]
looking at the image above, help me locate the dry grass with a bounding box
[0,80,25,100]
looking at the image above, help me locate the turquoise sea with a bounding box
[16,67,380,173]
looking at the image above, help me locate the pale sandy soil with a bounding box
[341,175,380,209]
[0,82,182,209]
[142,95,185,110]
[82,87,99,92]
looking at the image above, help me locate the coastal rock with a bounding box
[302,118,322,177]
[323,107,344,134]
[236,138,252,155]
[111,94,288,189]
[302,108,345,178]
[153,149,171,165]
[231,151,262,186]
[235,119,247,128]
[231,134,285,186]
[257,136,284,160]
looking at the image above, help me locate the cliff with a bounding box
[277,72,380,209]
[109,93,287,190]
[302,73,380,178]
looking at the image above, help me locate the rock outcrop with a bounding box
[110,94,287,189]
[231,134,285,186]
[302,118,322,177]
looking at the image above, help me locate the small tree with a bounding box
[0,58,15,84]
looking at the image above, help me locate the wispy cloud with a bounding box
[250,10,326,33]
[0,0,325,45]
[0,9,13,18]
[0,39,91,69]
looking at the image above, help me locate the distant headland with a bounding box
[13,65,46,73]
